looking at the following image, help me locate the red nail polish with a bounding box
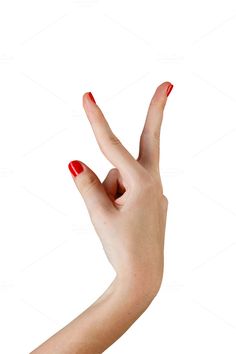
[68,160,84,177]
[166,84,174,97]
[88,92,96,104]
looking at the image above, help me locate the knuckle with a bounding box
[109,134,121,146]
[99,134,121,155]
[161,195,169,208]
[141,130,161,146]
[104,168,118,183]
[163,195,168,203]
[110,167,119,175]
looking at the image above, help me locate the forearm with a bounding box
[30,273,159,354]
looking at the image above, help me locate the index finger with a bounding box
[82,92,144,185]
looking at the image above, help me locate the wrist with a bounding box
[115,265,163,305]
[113,249,164,298]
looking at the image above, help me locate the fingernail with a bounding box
[68,160,84,177]
[166,83,174,97]
[88,92,96,104]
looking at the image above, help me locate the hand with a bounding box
[30,82,174,354]
[68,82,173,296]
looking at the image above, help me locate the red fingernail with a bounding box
[88,92,96,104]
[166,84,174,97]
[68,160,84,177]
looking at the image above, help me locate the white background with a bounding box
[0,0,236,353]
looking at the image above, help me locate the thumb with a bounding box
[68,160,113,217]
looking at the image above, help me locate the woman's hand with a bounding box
[31,82,173,354]
[68,81,173,296]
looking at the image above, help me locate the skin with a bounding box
[30,81,172,353]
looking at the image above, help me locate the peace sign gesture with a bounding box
[68,81,173,284]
